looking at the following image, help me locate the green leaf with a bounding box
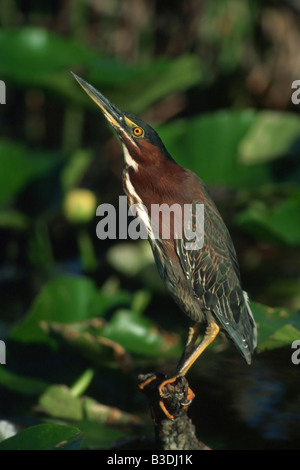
[82,397,141,427]
[102,309,180,358]
[131,290,152,316]
[88,55,203,114]
[77,420,127,450]
[235,190,300,246]
[0,424,82,450]
[158,110,300,190]
[42,320,132,370]
[0,367,48,395]
[263,278,300,312]
[0,210,29,230]
[70,368,95,398]
[251,301,300,351]
[10,275,132,345]
[10,276,103,344]
[158,110,270,188]
[0,27,95,83]
[0,28,202,114]
[10,275,99,344]
[0,140,60,205]
[239,111,300,164]
[38,384,141,427]
[39,385,84,420]
[124,55,202,112]
[61,149,93,190]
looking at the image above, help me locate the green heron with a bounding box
[72,73,257,417]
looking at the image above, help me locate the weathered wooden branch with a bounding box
[138,373,211,450]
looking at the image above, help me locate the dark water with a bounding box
[186,347,300,450]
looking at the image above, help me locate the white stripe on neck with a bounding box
[122,144,139,171]
[122,145,155,240]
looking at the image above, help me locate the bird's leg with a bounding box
[138,324,199,419]
[175,323,202,374]
[139,322,220,420]
[156,321,220,419]
[176,321,220,376]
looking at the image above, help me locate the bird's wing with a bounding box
[175,199,241,315]
[175,198,256,362]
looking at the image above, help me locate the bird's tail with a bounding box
[233,292,257,364]
[219,291,257,365]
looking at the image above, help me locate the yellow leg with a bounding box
[140,321,220,420]
[176,321,220,376]
[176,323,202,370]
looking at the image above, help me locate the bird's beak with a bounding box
[71,72,124,132]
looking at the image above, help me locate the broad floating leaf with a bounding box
[102,309,180,358]
[10,275,132,345]
[0,28,202,113]
[158,110,270,188]
[0,27,95,83]
[239,111,300,164]
[251,301,300,352]
[0,423,82,450]
[42,319,133,370]
[0,367,48,396]
[38,384,141,426]
[77,420,128,450]
[235,190,300,246]
[39,385,83,420]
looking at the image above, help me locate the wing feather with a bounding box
[175,194,257,363]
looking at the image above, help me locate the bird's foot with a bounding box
[138,373,195,420]
[159,376,195,418]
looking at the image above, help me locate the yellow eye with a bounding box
[133,127,143,137]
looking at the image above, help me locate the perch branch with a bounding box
[138,373,211,450]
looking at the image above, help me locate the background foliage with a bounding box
[0,0,300,450]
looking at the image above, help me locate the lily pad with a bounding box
[239,111,300,164]
[0,423,82,450]
[42,319,132,370]
[235,191,300,246]
[38,384,141,426]
[0,367,48,395]
[102,309,180,359]
[158,110,269,189]
[10,275,132,345]
[251,301,300,352]
[77,420,128,450]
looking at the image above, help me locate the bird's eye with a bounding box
[132,127,144,137]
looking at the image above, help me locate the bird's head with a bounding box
[72,72,174,169]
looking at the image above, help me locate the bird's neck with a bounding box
[122,151,186,210]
